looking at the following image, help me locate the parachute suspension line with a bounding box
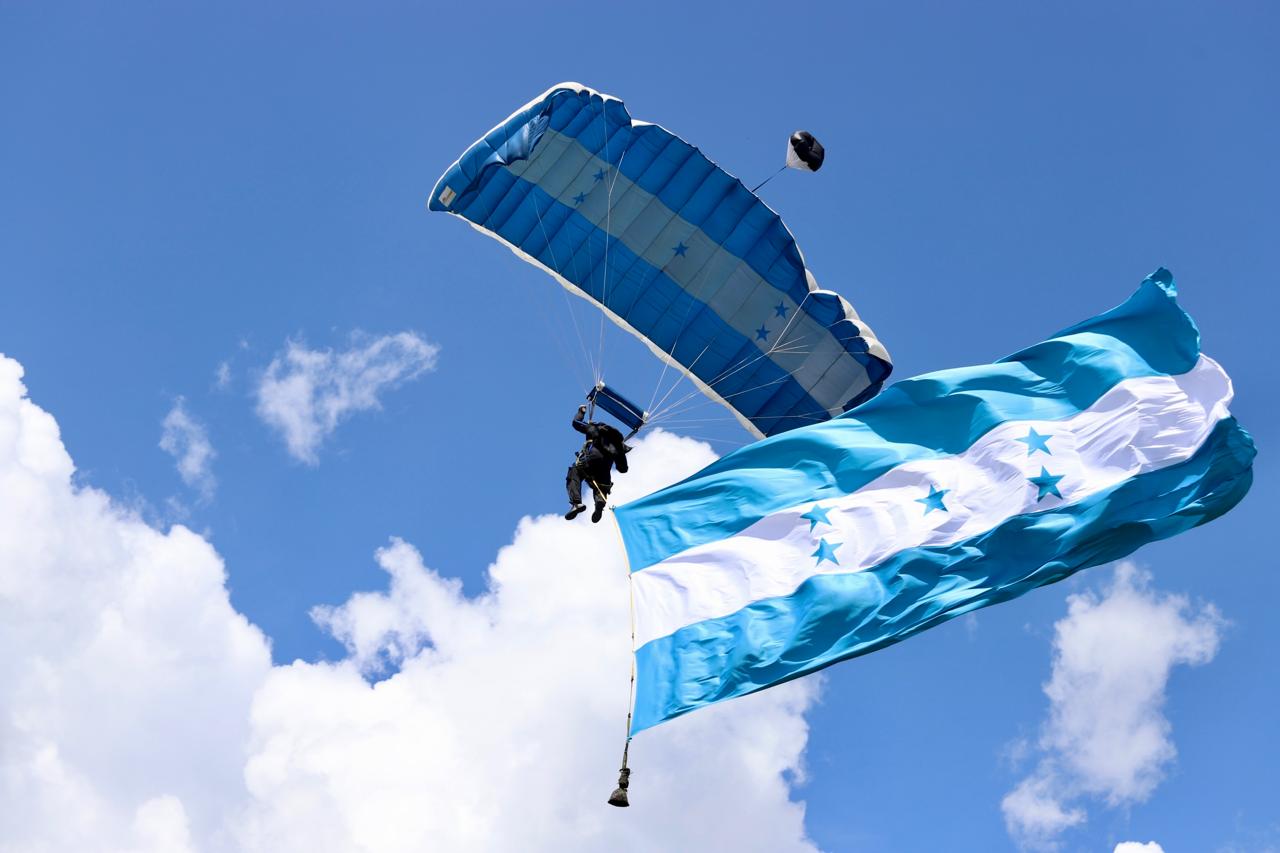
[647,342,712,423]
[650,374,792,426]
[527,190,601,394]
[595,98,610,382]
[540,150,603,384]
[665,302,860,427]
[649,293,822,423]
[650,284,819,425]
[648,351,777,425]
[518,188,598,393]
[525,272,593,395]
[533,188,598,386]
[649,329,820,424]
[646,322,748,425]
[651,330,820,422]
[656,381,851,433]
[644,257,721,416]
[596,127,628,382]
[769,291,815,357]
[641,415,747,426]
[656,393,839,431]
[642,239,735,417]
[702,294,816,392]
[645,329,681,415]
[648,334,823,427]
[645,430,751,448]
[749,164,787,194]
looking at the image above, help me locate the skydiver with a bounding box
[565,404,630,523]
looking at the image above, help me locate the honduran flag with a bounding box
[615,270,1255,733]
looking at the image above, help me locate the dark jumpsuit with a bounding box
[566,413,628,508]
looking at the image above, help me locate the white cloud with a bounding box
[0,356,271,850]
[254,332,439,464]
[1002,563,1223,850]
[1114,843,1164,853]
[214,361,232,391]
[1002,769,1085,843]
[0,352,821,852]
[160,397,217,501]
[247,519,818,851]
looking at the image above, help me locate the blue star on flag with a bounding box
[1016,427,1053,456]
[593,168,606,182]
[572,192,586,205]
[1029,466,1064,501]
[755,324,770,341]
[774,301,789,318]
[812,538,842,566]
[800,504,832,531]
[673,241,689,257]
[916,485,949,514]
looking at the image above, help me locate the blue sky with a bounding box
[1,2,1276,851]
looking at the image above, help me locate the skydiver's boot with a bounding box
[565,504,586,520]
[591,503,605,523]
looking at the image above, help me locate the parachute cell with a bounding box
[430,83,890,437]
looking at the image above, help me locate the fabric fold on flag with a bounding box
[616,269,1255,733]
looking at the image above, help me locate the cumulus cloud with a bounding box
[1002,770,1085,843]
[160,397,217,501]
[1114,843,1164,853]
[254,332,439,464]
[0,356,271,851]
[1002,564,1223,850]
[0,352,822,852]
[251,512,819,850]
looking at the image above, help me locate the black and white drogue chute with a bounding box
[750,129,827,192]
[786,130,825,172]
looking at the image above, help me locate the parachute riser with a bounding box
[587,382,648,438]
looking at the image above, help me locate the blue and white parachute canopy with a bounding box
[429,83,891,438]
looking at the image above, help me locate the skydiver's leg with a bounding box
[589,474,612,523]
[567,465,582,505]
[565,465,587,520]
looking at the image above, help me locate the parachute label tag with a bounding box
[438,186,456,207]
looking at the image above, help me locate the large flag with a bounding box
[616,270,1255,733]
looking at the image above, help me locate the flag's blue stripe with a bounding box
[451,172,835,435]
[631,416,1254,733]
[617,272,1199,570]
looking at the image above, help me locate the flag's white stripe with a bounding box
[632,357,1233,648]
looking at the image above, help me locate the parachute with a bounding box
[429,83,891,438]
[786,130,825,172]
